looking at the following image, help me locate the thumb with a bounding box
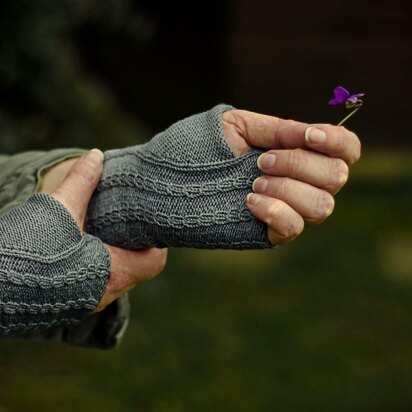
[51,149,104,229]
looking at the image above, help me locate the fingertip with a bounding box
[90,148,104,161]
[247,192,262,206]
[252,177,268,194]
[257,152,277,170]
[68,149,104,186]
[84,149,104,170]
[246,192,268,221]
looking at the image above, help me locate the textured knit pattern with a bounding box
[87,104,271,249]
[0,193,111,335]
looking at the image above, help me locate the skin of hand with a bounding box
[222,109,361,245]
[41,150,167,314]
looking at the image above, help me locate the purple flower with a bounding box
[328,86,365,108]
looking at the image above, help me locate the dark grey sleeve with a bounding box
[0,149,130,349]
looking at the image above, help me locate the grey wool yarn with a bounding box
[0,193,110,335]
[87,104,271,249]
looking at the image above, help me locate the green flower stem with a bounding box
[337,107,361,126]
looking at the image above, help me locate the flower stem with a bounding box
[337,107,360,126]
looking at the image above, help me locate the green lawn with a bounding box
[1,148,412,411]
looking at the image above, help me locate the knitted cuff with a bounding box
[87,104,271,250]
[0,193,111,335]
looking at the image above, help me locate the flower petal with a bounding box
[333,86,350,104]
[328,98,342,105]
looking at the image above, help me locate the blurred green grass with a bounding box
[1,147,412,411]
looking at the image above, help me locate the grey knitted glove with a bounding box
[0,193,110,335]
[87,104,271,249]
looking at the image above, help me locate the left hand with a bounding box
[222,109,361,245]
[42,150,167,314]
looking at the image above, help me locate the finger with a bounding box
[246,193,304,245]
[222,110,361,164]
[252,176,335,224]
[257,149,349,194]
[93,246,168,313]
[223,109,309,150]
[304,125,361,165]
[51,149,104,228]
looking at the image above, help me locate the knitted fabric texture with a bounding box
[0,193,110,335]
[87,104,271,249]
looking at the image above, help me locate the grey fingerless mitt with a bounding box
[87,104,271,249]
[0,193,110,335]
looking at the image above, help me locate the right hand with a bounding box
[46,149,167,314]
[222,109,361,245]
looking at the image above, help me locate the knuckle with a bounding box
[337,125,346,133]
[326,159,349,192]
[280,215,304,240]
[223,109,241,127]
[286,149,305,177]
[334,127,362,165]
[225,110,249,135]
[336,125,348,137]
[276,177,290,199]
[269,207,304,240]
[266,200,284,225]
[334,136,348,158]
[271,117,282,142]
[337,159,349,186]
[350,134,362,164]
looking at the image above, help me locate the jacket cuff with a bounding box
[0,148,86,214]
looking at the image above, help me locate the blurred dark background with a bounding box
[1,0,412,411]
[1,0,411,153]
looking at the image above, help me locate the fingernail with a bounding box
[258,153,277,169]
[253,177,268,193]
[86,149,104,166]
[247,193,261,205]
[305,127,326,143]
[90,148,104,160]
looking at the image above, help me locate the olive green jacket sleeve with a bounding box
[0,149,130,349]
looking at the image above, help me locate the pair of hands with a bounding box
[41,109,361,313]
